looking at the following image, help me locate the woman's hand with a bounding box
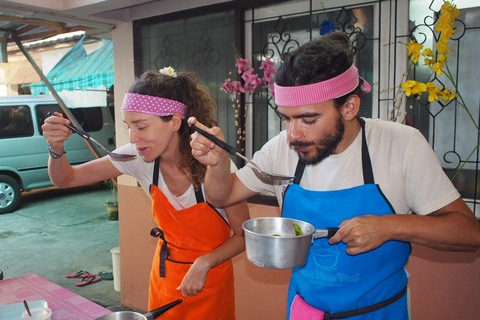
[188,117,229,167]
[176,257,210,297]
[41,111,72,153]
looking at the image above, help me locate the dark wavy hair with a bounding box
[128,70,217,190]
[275,32,364,108]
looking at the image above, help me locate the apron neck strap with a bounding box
[152,156,161,186]
[293,161,306,185]
[358,117,375,184]
[293,117,375,185]
[194,188,205,203]
[189,163,205,203]
[151,156,205,203]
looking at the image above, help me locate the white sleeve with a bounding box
[403,129,460,215]
[236,136,282,195]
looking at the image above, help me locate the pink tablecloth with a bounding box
[0,273,112,319]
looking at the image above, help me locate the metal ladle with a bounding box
[47,112,136,161]
[190,124,294,181]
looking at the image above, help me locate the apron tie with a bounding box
[324,286,408,319]
[151,227,170,278]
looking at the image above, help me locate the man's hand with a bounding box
[329,215,393,255]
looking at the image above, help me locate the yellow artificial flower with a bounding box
[435,16,449,33]
[441,26,454,40]
[422,48,434,58]
[437,54,446,64]
[432,55,446,76]
[401,81,415,97]
[441,1,460,21]
[441,88,459,101]
[422,48,435,69]
[435,1,460,40]
[425,82,442,102]
[435,1,459,42]
[424,58,435,69]
[436,39,450,54]
[451,6,460,20]
[400,1,462,115]
[433,63,443,76]
[407,40,423,64]
[401,80,427,97]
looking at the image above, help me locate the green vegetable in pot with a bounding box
[293,223,303,236]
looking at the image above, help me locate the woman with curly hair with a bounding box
[43,68,249,319]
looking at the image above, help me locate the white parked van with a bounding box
[0,94,116,214]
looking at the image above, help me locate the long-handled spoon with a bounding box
[190,124,294,181]
[23,300,32,317]
[47,112,136,161]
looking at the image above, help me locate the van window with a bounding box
[0,105,34,139]
[36,104,104,134]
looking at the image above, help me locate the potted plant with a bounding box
[104,179,118,220]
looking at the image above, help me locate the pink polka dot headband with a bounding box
[121,93,187,119]
[274,64,372,107]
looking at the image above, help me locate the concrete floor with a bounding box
[0,183,128,312]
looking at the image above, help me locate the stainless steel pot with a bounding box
[95,299,182,320]
[243,217,338,269]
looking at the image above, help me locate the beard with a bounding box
[290,114,345,165]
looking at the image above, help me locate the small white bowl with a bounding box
[22,307,52,320]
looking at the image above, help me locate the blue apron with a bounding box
[283,118,411,320]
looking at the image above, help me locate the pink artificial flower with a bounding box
[236,58,251,74]
[231,80,244,93]
[260,58,276,91]
[221,78,234,93]
[260,58,274,71]
[225,57,276,96]
[242,72,260,93]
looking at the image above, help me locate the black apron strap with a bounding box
[150,228,170,278]
[357,117,375,185]
[324,286,408,319]
[194,188,205,203]
[149,157,161,194]
[149,157,168,277]
[293,160,306,185]
[190,164,205,203]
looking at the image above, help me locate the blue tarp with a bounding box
[29,37,113,96]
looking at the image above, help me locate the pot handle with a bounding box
[145,299,183,319]
[313,227,339,239]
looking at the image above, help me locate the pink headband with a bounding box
[274,64,372,107]
[121,93,187,119]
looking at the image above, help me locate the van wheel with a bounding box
[0,175,21,214]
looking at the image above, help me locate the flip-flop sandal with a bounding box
[65,270,93,278]
[98,271,114,280]
[75,275,101,286]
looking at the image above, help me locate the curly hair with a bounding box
[275,32,364,108]
[128,70,217,190]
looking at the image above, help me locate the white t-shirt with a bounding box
[110,143,231,219]
[236,118,460,215]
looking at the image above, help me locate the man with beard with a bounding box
[188,32,480,319]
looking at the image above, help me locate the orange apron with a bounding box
[148,158,235,320]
